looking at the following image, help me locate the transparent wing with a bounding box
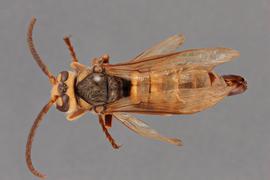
[113,112,182,146]
[132,34,185,61]
[106,84,231,114]
[104,48,240,79]
[105,68,232,115]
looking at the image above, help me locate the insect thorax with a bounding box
[75,72,130,106]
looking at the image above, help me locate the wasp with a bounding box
[26,17,247,178]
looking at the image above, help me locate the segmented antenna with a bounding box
[25,96,58,179]
[27,17,57,85]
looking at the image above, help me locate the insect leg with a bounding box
[63,36,89,72]
[104,114,112,128]
[101,54,110,64]
[98,115,120,149]
[70,62,87,72]
[63,36,78,63]
[66,109,87,121]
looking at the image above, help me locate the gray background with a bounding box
[0,0,269,179]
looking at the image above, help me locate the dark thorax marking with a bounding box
[75,72,130,106]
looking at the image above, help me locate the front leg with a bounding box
[63,36,78,63]
[70,61,87,72]
[66,108,87,121]
[63,36,88,72]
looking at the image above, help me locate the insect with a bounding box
[26,17,247,178]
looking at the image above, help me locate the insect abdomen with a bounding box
[130,69,231,114]
[131,69,214,102]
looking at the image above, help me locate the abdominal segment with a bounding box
[129,69,231,114]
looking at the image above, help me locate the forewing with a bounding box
[113,112,182,146]
[132,34,185,61]
[104,48,240,79]
[106,84,231,114]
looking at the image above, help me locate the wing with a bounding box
[105,69,232,115]
[106,84,232,115]
[132,34,185,62]
[113,112,182,146]
[104,48,240,79]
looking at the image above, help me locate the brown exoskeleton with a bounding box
[26,17,247,178]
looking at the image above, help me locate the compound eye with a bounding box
[56,94,70,112]
[60,71,69,82]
